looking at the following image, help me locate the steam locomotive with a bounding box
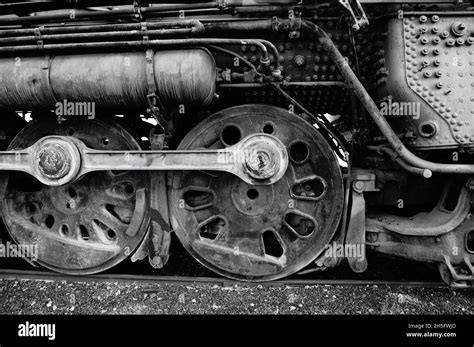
[0,0,473,286]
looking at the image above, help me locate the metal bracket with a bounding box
[144,49,166,127]
[440,254,474,287]
[132,1,142,21]
[141,22,149,45]
[344,169,377,273]
[217,1,227,11]
[338,0,369,31]
[289,12,302,39]
[34,27,42,44]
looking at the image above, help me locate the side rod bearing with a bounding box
[0,133,288,186]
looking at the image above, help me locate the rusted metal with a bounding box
[344,170,379,273]
[0,132,289,187]
[168,104,344,281]
[1,118,150,275]
[338,0,369,31]
[366,180,471,237]
[300,20,474,174]
[365,178,474,286]
[0,49,216,110]
[367,146,432,178]
[0,20,204,38]
[200,18,474,174]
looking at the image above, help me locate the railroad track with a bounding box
[0,268,449,288]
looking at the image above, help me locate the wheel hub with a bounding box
[32,136,81,186]
[37,144,70,178]
[231,179,275,216]
[240,134,286,181]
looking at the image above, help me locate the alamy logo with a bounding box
[55,99,95,119]
[380,99,420,119]
[324,241,365,262]
[18,321,56,341]
[0,241,37,261]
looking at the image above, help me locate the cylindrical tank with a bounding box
[0,48,216,110]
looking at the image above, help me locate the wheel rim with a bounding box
[169,105,344,281]
[1,118,150,275]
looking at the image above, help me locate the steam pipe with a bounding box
[0,20,204,38]
[367,146,432,178]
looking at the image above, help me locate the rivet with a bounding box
[440,31,449,39]
[419,15,427,23]
[431,15,439,23]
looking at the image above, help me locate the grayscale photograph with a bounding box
[0,0,472,345]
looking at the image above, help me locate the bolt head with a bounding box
[37,144,71,179]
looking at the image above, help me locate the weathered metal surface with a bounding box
[365,178,474,286]
[0,132,288,186]
[344,172,378,273]
[0,49,216,110]
[168,104,344,281]
[131,132,171,269]
[366,179,470,236]
[1,118,150,274]
[385,15,474,149]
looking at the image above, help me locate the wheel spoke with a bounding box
[170,105,344,281]
[0,118,150,275]
[97,207,129,236]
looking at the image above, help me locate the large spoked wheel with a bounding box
[169,105,344,281]
[1,118,150,275]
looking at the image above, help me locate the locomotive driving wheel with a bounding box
[169,105,345,281]
[1,118,150,274]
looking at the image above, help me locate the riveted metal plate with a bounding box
[402,14,474,147]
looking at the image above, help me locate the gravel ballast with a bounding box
[0,278,472,315]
